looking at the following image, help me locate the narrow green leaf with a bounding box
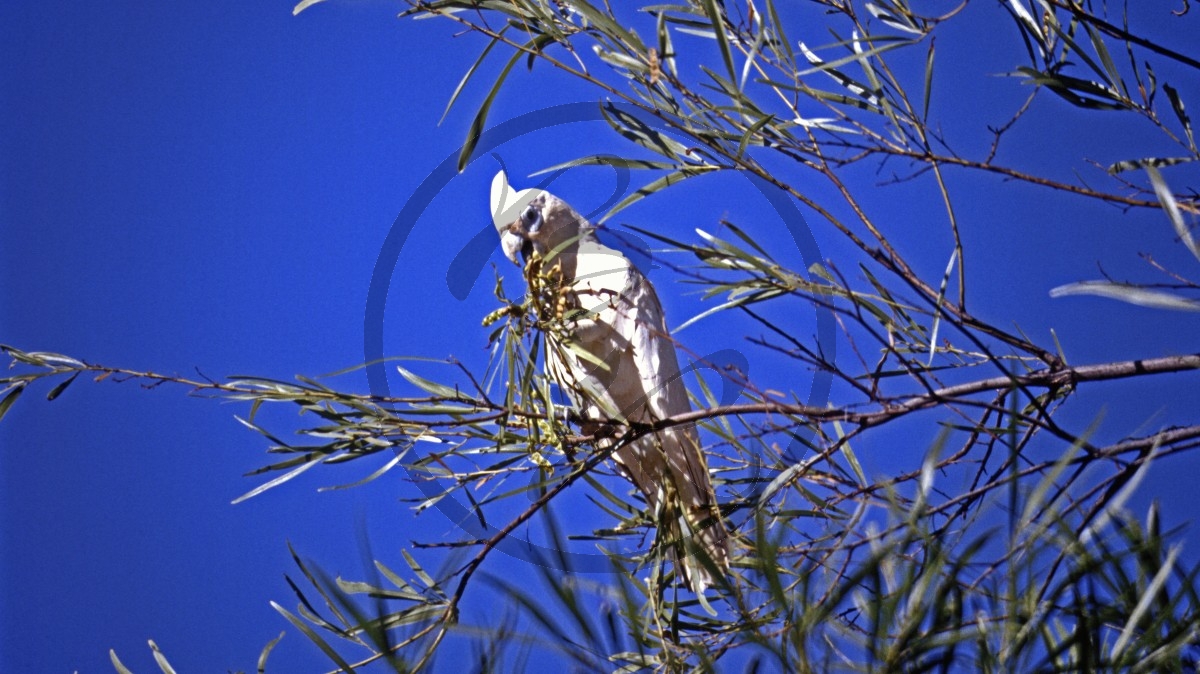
[599,103,691,160]
[824,418,866,488]
[24,351,85,368]
[532,155,677,175]
[677,295,742,330]
[45,372,80,401]
[1014,67,1125,110]
[791,115,858,134]
[694,229,769,272]
[1106,156,1194,175]
[922,39,935,121]
[396,365,462,398]
[232,456,322,504]
[1163,83,1196,151]
[1043,20,1120,98]
[257,632,285,674]
[927,249,957,366]
[624,222,696,251]
[458,43,525,172]
[0,383,26,424]
[736,113,775,159]
[386,602,448,627]
[720,220,774,261]
[286,541,354,630]
[1081,449,1156,546]
[271,602,357,671]
[1146,165,1200,263]
[335,577,424,601]
[655,8,679,80]
[402,549,438,589]
[561,339,611,372]
[866,3,924,36]
[697,64,746,104]
[568,0,644,51]
[593,45,649,73]
[234,414,293,449]
[600,166,718,223]
[374,560,416,593]
[1112,545,1181,658]
[1006,0,1045,51]
[738,24,768,93]
[762,0,795,68]
[318,448,408,492]
[688,368,720,417]
[1083,23,1125,98]
[675,288,783,332]
[148,640,178,674]
[247,451,327,477]
[798,42,880,108]
[699,0,738,94]
[758,459,813,505]
[109,650,135,674]
[800,85,882,111]
[849,31,902,141]
[582,474,638,517]
[1145,59,1159,104]
[292,0,327,16]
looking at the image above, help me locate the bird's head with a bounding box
[490,170,587,266]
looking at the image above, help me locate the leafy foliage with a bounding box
[5,0,1200,671]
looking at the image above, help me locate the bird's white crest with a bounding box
[490,170,542,234]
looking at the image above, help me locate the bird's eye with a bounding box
[521,204,542,231]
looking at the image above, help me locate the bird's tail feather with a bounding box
[681,505,730,594]
[654,499,730,604]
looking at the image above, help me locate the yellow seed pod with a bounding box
[528,449,553,471]
[481,303,525,327]
[481,307,507,327]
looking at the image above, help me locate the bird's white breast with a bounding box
[570,240,633,318]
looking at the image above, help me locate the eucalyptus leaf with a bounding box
[257,632,285,674]
[271,602,357,671]
[599,166,718,223]
[1106,156,1194,175]
[0,383,25,424]
[292,0,327,16]
[149,640,179,674]
[1146,165,1200,262]
[1049,281,1200,312]
[532,155,678,175]
[865,2,925,36]
[232,456,323,504]
[1163,83,1195,151]
[458,37,546,172]
[109,651,135,674]
[396,365,465,399]
[599,102,692,160]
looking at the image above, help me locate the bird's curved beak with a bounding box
[500,229,525,266]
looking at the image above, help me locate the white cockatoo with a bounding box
[490,170,730,594]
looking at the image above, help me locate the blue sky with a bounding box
[2,1,1199,672]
